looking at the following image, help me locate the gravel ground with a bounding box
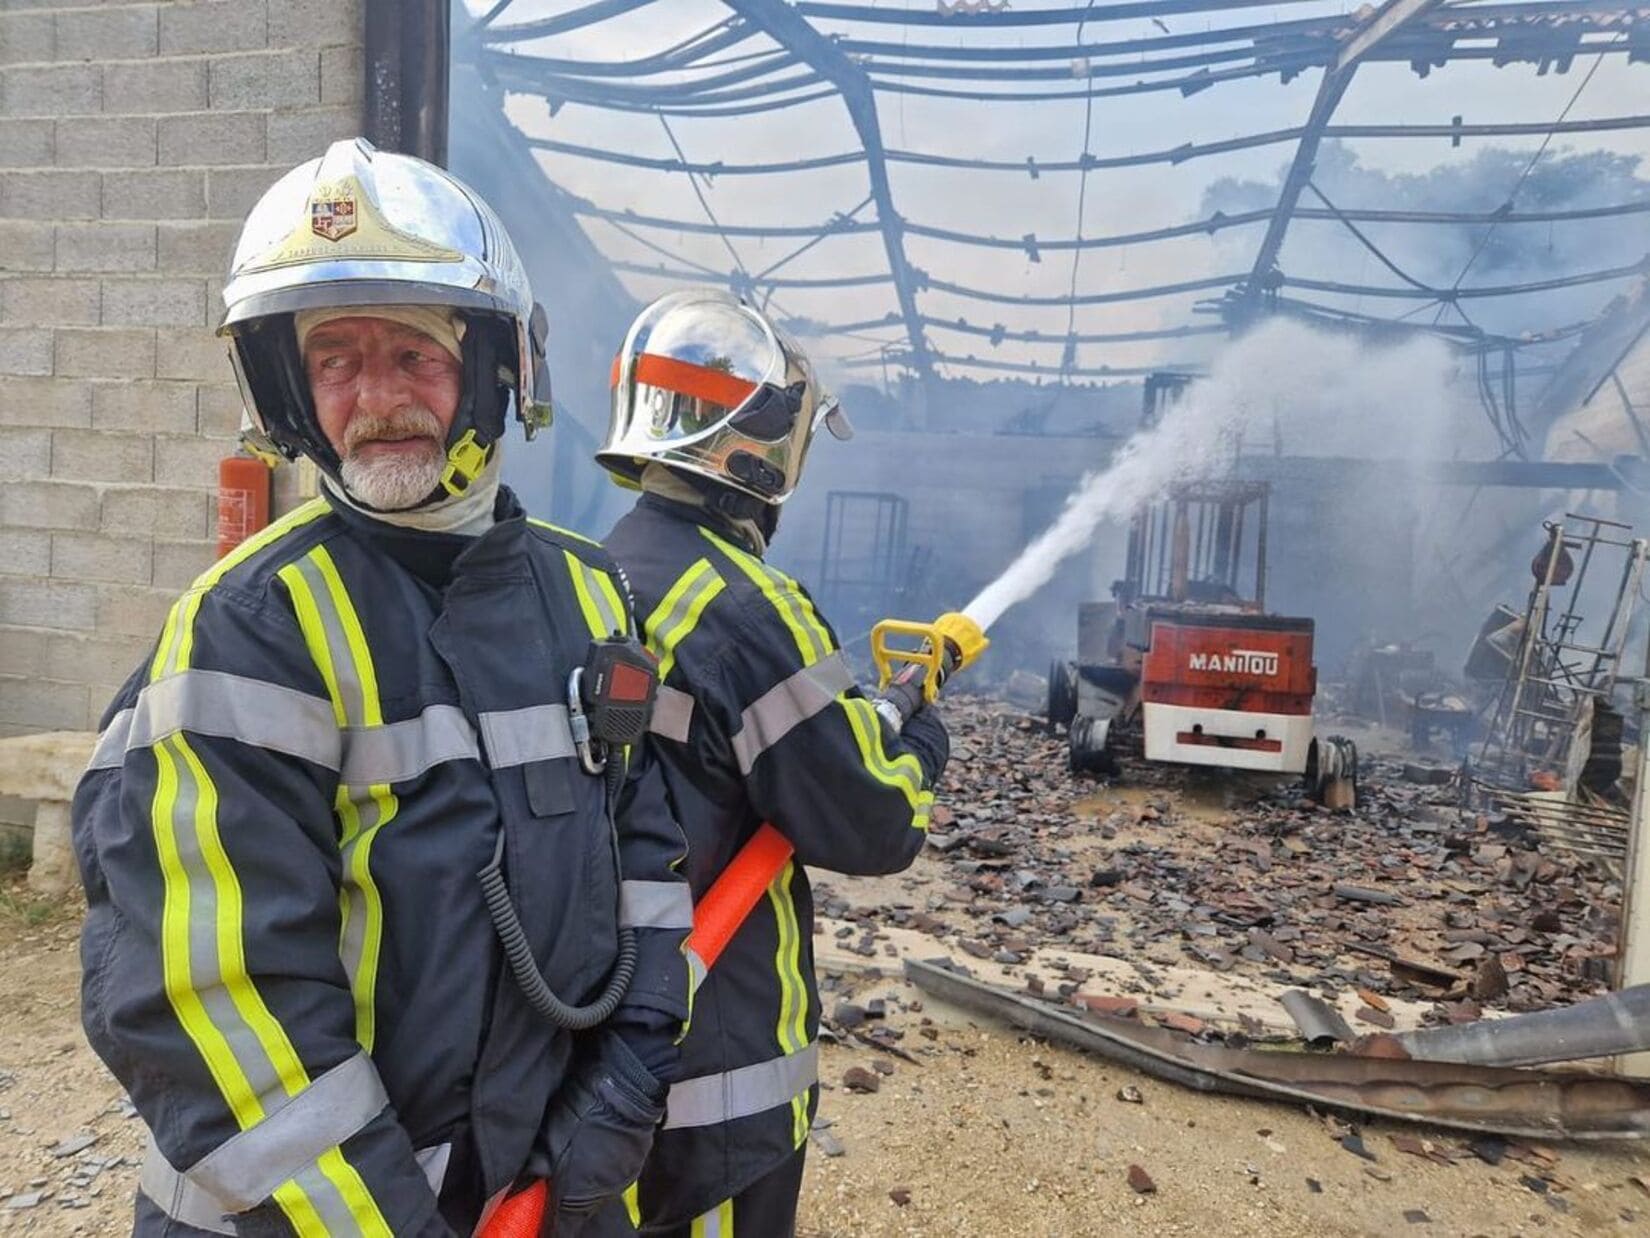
[3,880,1648,1237]
[3,695,1648,1236]
[797,976,1650,1237]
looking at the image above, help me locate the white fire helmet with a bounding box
[597,289,852,505]
[218,138,551,504]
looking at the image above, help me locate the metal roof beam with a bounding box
[1235,0,1444,320]
[837,353,1201,380]
[797,0,1322,27]
[527,112,1650,177]
[482,0,655,40]
[1338,0,1446,68]
[720,0,935,388]
[836,3,1648,64]
[530,112,1650,176]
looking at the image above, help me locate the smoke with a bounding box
[1202,142,1650,336]
[963,319,1463,629]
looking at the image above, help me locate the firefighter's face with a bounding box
[303,316,462,509]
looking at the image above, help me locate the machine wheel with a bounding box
[1047,659,1079,727]
[1069,713,1119,776]
[1305,735,1359,810]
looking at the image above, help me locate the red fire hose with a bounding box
[477,825,795,1238]
[682,824,793,973]
[479,609,986,1235]
[478,1178,548,1238]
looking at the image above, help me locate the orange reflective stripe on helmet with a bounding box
[631,352,759,411]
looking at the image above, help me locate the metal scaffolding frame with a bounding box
[452,0,1650,397]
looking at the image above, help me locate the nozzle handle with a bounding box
[869,612,988,707]
[870,612,987,731]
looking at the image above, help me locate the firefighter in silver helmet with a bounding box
[219,133,553,521]
[598,290,951,1235]
[73,139,690,1236]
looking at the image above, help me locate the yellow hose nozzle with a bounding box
[870,611,989,704]
[932,611,989,669]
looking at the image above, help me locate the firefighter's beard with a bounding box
[338,407,447,510]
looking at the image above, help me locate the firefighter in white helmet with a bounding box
[73,139,689,1236]
[596,290,951,1235]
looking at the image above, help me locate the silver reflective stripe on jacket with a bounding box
[730,653,856,775]
[89,671,339,772]
[476,703,576,768]
[649,685,695,743]
[140,1135,453,1234]
[662,1041,818,1130]
[88,676,483,784]
[340,705,478,785]
[188,1050,388,1211]
[620,879,694,930]
[140,1145,236,1235]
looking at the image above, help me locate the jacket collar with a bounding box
[636,491,764,557]
[325,485,525,590]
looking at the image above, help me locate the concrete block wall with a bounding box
[0,1,365,738]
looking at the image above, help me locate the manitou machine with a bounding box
[1048,380,1353,798]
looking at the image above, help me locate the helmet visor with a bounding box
[613,297,783,447]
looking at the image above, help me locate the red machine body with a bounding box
[1138,610,1317,770]
[1141,611,1315,715]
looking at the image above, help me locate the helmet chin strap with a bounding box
[325,451,502,536]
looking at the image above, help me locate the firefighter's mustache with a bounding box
[343,408,445,456]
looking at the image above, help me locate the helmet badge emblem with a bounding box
[311,194,357,242]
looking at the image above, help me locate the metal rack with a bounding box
[1475,513,1649,795]
[817,490,911,634]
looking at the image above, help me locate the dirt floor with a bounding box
[0,886,139,1233]
[3,700,1647,1235]
[1,878,1648,1237]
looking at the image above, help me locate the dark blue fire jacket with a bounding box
[73,488,690,1236]
[604,493,949,1228]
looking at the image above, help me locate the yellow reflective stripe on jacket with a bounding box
[151,500,330,683]
[146,509,391,1236]
[699,529,831,667]
[275,1148,391,1238]
[278,546,396,1056]
[622,1182,642,1227]
[766,860,811,1150]
[524,518,631,638]
[643,558,725,682]
[838,696,931,827]
[564,550,629,638]
[527,515,598,546]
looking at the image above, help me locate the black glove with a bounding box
[900,703,950,787]
[543,1029,666,1226]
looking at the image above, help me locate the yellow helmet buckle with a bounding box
[441,429,491,497]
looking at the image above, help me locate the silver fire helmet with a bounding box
[597,289,851,505]
[218,137,552,501]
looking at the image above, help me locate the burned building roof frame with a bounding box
[443,0,1650,407]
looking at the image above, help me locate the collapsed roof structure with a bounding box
[443,0,1649,463]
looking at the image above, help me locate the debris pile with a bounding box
[800,960,1650,1226]
[835,697,1622,1024]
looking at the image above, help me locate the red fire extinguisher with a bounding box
[217,450,272,558]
